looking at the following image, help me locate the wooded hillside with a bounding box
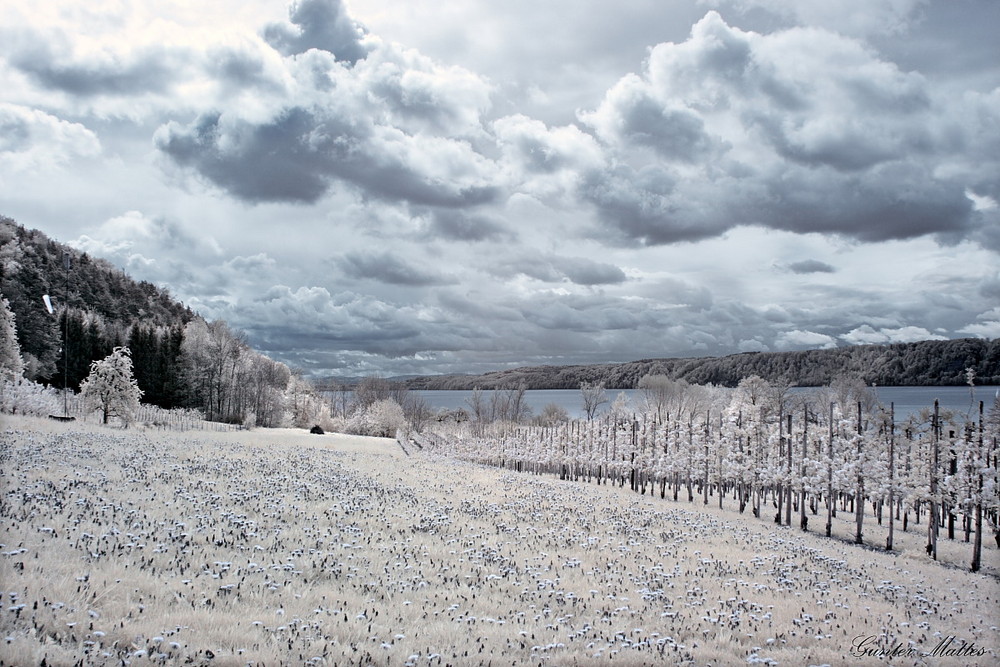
[404,338,1000,390]
[1,217,194,395]
[1,217,306,426]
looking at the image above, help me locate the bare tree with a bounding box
[353,375,393,411]
[581,381,608,420]
[638,374,670,421]
[467,386,487,424]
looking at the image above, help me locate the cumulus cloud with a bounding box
[3,0,996,377]
[493,114,606,205]
[840,324,947,345]
[580,73,721,162]
[957,321,1000,339]
[154,26,499,207]
[70,211,223,288]
[575,11,983,247]
[495,114,605,175]
[0,103,99,171]
[155,106,499,206]
[776,329,838,349]
[263,0,370,63]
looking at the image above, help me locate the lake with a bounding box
[415,385,1000,421]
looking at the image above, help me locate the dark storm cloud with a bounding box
[435,290,524,324]
[207,45,285,93]
[229,286,435,359]
[337,250,456,286]
[786,259,835,274]
[969,209,1000,253]
[262,0,370,64]
[580,164,729,245]
[619,97,716,162]
[6,32,181,97]
[752,165,975,241]
[154,107,500,207]
[154,109,332,203]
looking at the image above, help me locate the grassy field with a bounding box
[2,415,998,666]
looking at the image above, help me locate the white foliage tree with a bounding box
[80,346,143,425]
[347,398,407,438]
[0,296,24,382]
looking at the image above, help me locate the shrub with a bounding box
[345,398,407,438]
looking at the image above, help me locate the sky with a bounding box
[1,0,998,378]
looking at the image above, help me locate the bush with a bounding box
[345,398,407,438]
[535,402,570,426]
[1,378,61,416]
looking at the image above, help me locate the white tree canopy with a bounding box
[80,346,143,425]
[0,296,24,382]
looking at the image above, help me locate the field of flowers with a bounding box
[2,415,998,666]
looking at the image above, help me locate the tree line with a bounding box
[403,338,1000,391]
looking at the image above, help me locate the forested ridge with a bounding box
[1,217,193,400]
[1,217,313,426]
[405,339,1000,390]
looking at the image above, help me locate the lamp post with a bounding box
[44,251,75,421]
[62,251,70,417]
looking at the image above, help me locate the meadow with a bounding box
[1,415,998,666]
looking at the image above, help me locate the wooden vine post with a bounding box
[928,399,940,561]
[887,403,895,551]
[855,401,864,545]
[826,401,834,537]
